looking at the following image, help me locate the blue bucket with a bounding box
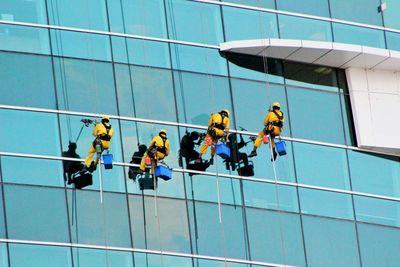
[102,153,113,169]
[275,141,287,156]
[216,143,230,159]
[155,165,172,181]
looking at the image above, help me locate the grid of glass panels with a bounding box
[0,1,400,267]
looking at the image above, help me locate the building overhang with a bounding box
[220,39,400,156]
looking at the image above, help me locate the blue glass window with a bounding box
[0,0,47,23]
[135,252,193,267]
[243,181,298,212]
[107,0,124,33]
[385,31,400,51]
[340,94,356,146]
[302,216,360,267]
[171,44,228,76]
[0,24,50,54]
[114,64,134,116]
[50,30,111,61]
[221,0,275,9]
[287,87,345,144]
[0,52,55,109]
[222,7,278,41]
[279,15,332,41]
[330,0,382,26]
[246,209,305,266]
[333,23,386,48]
[127,39,171,68]
[53,58,118,115]
[4,184,70,242]
[120,0,167,38]
[383,0,400,29]
[299,188,354,220]
[0,186,5,238]
[358,223,400,267]
[47,0,108,30]
[129,196,191,253]
[0,243,7,267]
[0,110,60,156]
[293,142,350,189]
[354,196,400,227]
[348,151,400,198]
[165,0,223,45]
[68,190,131,247]
[277,0,330,17]
[175,71,232,125]
[72,248,133,267]
[8,244,72,267]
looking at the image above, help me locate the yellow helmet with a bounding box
[272,102,281,109]
[221,109,230,117]
[159,129,167,136]
[102,115,110,122]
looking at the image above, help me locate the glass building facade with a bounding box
[0,0,399,266]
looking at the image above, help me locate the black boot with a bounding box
[248,150,257,158]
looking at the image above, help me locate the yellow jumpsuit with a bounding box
[84,122,114,166]
[140,135,171,171]
[254,110,284,149]
[199,113,230,157]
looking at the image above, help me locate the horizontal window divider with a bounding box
[0,238,298,267]
[191,0,400,34]
[1,150,399,203]
[0,20,219,49]
[0,104,397,157]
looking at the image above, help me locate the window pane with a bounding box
[4,184,70,242]
[0,52,56,109]
[383,0,400,29]
[348,151,400,198]
[196,259,254,267]
[115,64,134,116]
[221,0,275,9]
[135,252,193,267]
[0,0,47,23]
[47,0,108,30]
[131,66,177,122]
[171,44,228,76]
[302,216,360,267]
[293,143,350,189]
[0,24,50,54]
[385,31,400,51]
[299,188,354,220]
[188,201,248,259]
[50,30,111,61]
[0,243,7,267]
[0,186,5,238]
[0,110,60,156]
[120,0,167,38]
[358,223,400,267]
[166,0,223,45]
[354,196,400,227]
[53,58,118,115]
[243,180,299,212]
[73,248,133,267]
[68,190,132,247]
[330,0,382,26]
[333,23,385,48]
[222,7,278,41]
[8,244,72,267]
[246,208,305,266]
[279,15,332,41]
[127,39,171,68]
[340,94,356,146]
[129,196,191,253]
[175,71,232,125]
[277,0,330,17]
[1,157,64,187]
[287,87,345,144]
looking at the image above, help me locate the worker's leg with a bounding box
[249,129,265,157]
[199,134,212,158]
[139,152,148,171]
[84,145,96,166]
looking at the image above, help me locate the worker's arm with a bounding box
[165,141,170,156]
[108,127,114,139]
[264,112,272,126]
[92,124,99,137]
[225,117,230,135]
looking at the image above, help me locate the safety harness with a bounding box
[149,136,168,156]
[99,123,112,141]
[208,113,227,138]
[271,110,284,128]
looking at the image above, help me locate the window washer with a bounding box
[62,142,83,184]
[128,144,147,181]
[198,109,230,165]
[83,116,114,172]
[180,131,201,166]
[139,129,170,172]
[248,102,284,161]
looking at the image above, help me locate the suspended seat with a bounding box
[72,171,93,189]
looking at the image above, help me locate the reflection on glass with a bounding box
[4,184,70,242]
[385,31,400,52]
[221,0,275,8]
[0,243,7,267]
[383,0,400,30]
[277,0,330,17]
[279,15,332,41]
[354,196,400,227]
[127,39,171,68]
[222,7,278,41]
[246,208,305,266]
[135,252,193,267]
[302,216,360,267]
[8,243,72,267]
[333,23,385,48]
[0,0,47,24]
[166,0,223,45]
[72,248,133,267]
[0,52,55,109]
[0,186,5,238]
[340,94,356,146]
[329,0,382,26]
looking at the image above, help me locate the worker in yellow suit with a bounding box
[249,102,284,161]
[83,116,114,172]
[139,129,171,172]
[198,109,230,164]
